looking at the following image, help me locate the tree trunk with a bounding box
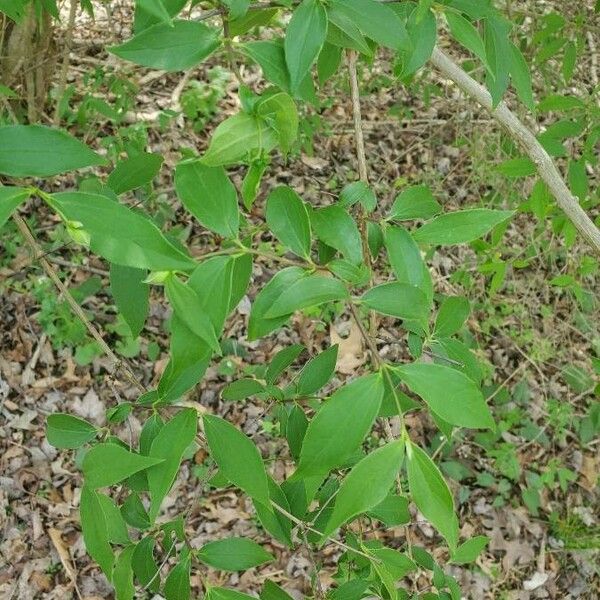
[1,7,56,122]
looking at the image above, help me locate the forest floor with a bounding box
[0,1,599,599]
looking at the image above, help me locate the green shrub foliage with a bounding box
[4,0,590,598]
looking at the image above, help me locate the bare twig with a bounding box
[430,46,600,255]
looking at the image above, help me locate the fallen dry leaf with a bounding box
[330,319,365,375]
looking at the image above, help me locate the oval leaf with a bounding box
[397,362,494,429]
[175,160,239,238]
[265,274,348,318]
[322,441,404,538]
[406,441,459,549]
[82,443,164,488]
[203,415,270,506]
[266,186,311,258]
[361,282,429,323]
[109,20,220,71]
[295,374,384,477]
[47,413,97,449]
[284,0,327,91]
[147,408,198,521]
[412,209,514,245]
[0,125,104,177]
[197,537,273,571]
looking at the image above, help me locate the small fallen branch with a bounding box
[430,46,600,255]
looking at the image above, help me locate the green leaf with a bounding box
[338,181,376,212]
[46,413,97,449]
[109,20,220,71]
[264,274,348,318]
[0,125,104,177]
[230,8,278,36]
[222,378,265,401]
[397,363,493,429]
[369,547,416,581]
[203,415,270,505]
[406,441,459,549]
[434,296,470,337]
[412,209,514,245]
[388,185,441,221]
[450,535,489,564]
[296,345,338,396]
[330,0,410,51]
[484,16,511,106]
[384,225,433,302]
[132,536,160,591]
[107,153,163,195]
[254,476,294,546]
[243,39,291,91]
[266,186,311,258]
[165,274,221,354]
[208,588,256,600]
[401,6,437,77]
[147,408,197,521]
[361,282,429,323]
[311,205,362,264]
[110,264,149,338]
[446,11,488,70]
[158,314,211,403]
[136,0,173,26]
[248,267,306,340]
[261,580,295,600]
[175,160,239,238]
[496,157,536,177]
[368,494,410,526]
[49,192,195,271]
[326,5,371,55]
[295,374,384,477]
[257,91,299,153]
[113,545,135,600]
[509,42,534,110]
[284,0,327,91]
[223,0,250,19]
[164,551,191,600]
[329,579,370,600]
[202,112,278,166]
[285,404,309,461]
[121,493,151,530]
[197,537,274,571]
[188,256,235,334]
[97,492,130,544]
[0,186,29,229]
[322,441,404,538]
[82,443,164,488]
[80,487,115,578]
[242,38,315,102]
[266,344,305,384]
[317,42,342,84]
[537,94,584,112]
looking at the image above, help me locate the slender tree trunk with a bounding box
[1,6,56,122]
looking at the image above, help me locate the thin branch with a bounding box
[347,51,368,184]
[270,501,378,561]
[430,46,600,255]
[12,214,146,393]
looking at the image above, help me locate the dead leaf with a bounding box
[579,454,598,491]
[48,527,79,595]
[524,571,549,591]
[330,319,365,375]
